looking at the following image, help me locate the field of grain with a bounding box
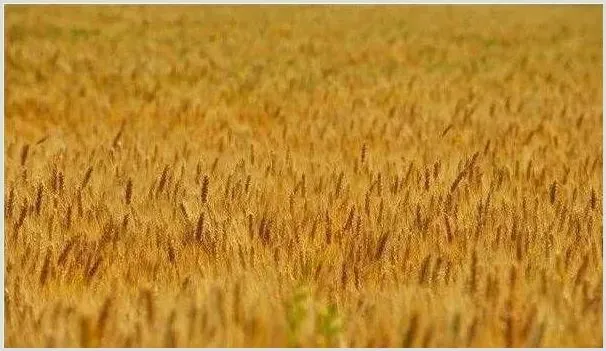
[4,5,603,347]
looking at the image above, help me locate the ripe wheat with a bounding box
[4,5,603,347]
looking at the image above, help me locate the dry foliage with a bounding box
[4,5,603,347]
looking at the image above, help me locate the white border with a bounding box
[3,1,603,3]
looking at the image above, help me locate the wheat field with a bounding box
[4,5,603,348]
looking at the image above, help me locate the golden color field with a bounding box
[4,5,603,347]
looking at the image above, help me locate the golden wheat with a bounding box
[4,5,603,347]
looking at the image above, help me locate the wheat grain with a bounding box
[125,179,133,205]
